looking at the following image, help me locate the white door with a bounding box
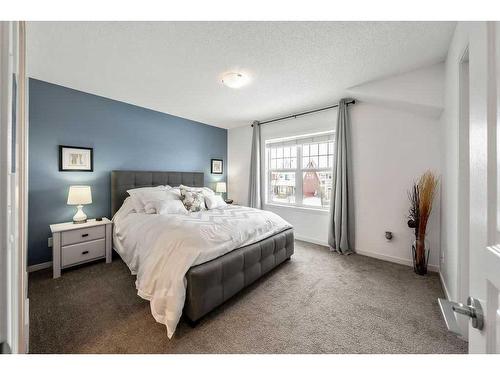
[468,21,500,354]
[438,22,500,354]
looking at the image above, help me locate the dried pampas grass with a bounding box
[417,171,438,242]
[407,170,439,275]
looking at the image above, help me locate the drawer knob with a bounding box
[81,233,89,237]
[81,250,89,255]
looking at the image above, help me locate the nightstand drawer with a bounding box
[61,225,105,246]
[62,238,105,267]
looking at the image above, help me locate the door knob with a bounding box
[438,296,484,336]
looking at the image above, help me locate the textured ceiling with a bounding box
[27,22,456,129]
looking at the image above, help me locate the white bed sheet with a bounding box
[113,201,292,338]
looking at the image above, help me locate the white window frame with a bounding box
[265,131,335,211]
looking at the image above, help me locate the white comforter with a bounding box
[113,202,292,338]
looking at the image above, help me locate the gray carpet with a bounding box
[28,240,467,354]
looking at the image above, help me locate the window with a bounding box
[265,132,335,209]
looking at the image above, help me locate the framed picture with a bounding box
[211,159,223,174]
[59,145,94,172]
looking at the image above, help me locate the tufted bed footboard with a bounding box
[183,228,294,323]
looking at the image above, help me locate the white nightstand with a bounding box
[50,218,113,278]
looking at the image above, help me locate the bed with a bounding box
[111,170,294,338]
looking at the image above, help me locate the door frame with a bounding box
[17,20,28,354]
[457,45,471,339]
[0,20,28,354]
[0,20,11,354]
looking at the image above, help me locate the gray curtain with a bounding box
[328,99,354,254]
[249,121,261,208]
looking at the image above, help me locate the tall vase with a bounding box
[412,238,430,275]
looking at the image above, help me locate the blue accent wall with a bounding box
[28,79,227,266]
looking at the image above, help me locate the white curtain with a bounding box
[248,121,261,208]
[328,99,355,254]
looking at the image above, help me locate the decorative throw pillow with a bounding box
[180,188,206,212]
[179,185,215,197]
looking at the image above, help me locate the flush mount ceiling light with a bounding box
[221,72,250,89]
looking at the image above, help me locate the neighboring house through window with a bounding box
[265,131,334,210]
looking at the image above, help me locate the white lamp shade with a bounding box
[215,182,227,193]
[67,186,92,205]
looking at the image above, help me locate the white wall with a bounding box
[228,99,442,269]
[351,103,441,268]
[228,125,253,206]
[348,63,445,118]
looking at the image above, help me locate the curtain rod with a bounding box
[253,99,356,127]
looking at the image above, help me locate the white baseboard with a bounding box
[294,235,328,247]
[27,261,52,272]
[356,249,439,273]
[25,298,29,353]
[439,271,451,300]
[438,272,467,341]
[295,236,440,273]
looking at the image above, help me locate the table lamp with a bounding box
[215,182,226,196]
[67,185,92,223]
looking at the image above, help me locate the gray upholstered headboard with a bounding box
[111,170,204,216]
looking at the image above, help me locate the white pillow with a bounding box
[156,199,188,215]
[141,188,183,214]
[127,186,166,213]
[127,185,165,193]
[165,187,182,200]
[129,196,145,213]
[205,194,227,210]
[143,200,159,214]
[113,196,136,219]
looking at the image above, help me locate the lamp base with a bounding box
[73,205,88,224]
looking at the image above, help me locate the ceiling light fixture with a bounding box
[221,72,250,89]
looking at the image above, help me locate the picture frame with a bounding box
[59,145,94,172]
[211,159,223,174]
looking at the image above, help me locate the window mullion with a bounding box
[296,145,302,205]
[266,148,270,205]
